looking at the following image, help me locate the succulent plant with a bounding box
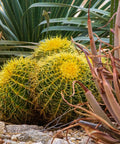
[33,52,98,124]
[32,36,76,60]
[0,57,39,124]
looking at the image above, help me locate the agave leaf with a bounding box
[71,80,113,127]
[39,17,106,28]
[87,4,100,67]
[110,0,118,45]
[101,71,120,125]
[109,52,120,104]
[0,9,17,36]
[41,26,87,33]
[78,120,120,140]
[90,8,110,16]
[85,90,113,126]
[61,90,117,131]
[114,1,120,74]
[78,121,120,143]
[0,40,38,45]
[0,20,18,40]
[0,46,36,50]
[28,2,109,21]
[73,36,109,43]
[90,131,120,144]
[2,0,22,39]
[0,51,32,56]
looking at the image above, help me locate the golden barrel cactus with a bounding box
[32,36,75,60]
[0,57,39,124]
[34,52,98,124]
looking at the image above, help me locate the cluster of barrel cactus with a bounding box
[32,36,75,60]
[0,36,98,124]
[34,52,98,124]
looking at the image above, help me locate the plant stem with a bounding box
[114,0,120,73]
[110,0,118,46]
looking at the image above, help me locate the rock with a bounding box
[24,142,43,144]
[0,122,95,144]
[0,138,4,144]
[11,133,31,142]
[17,133,32,142]
[3,139,18,144]
[32,142,43,144]
[6,124,43,134]
[0,122,6,134]
[0,134,11,139]
[78,136,93,143]
[47,138,74,144]
[14,130,51,143]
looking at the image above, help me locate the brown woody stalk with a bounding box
[114,0,120,74]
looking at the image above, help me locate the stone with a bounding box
[32,142,43,144]
[17,133,32,142]
[0,138,4,144]
[47,138,74,144]
[0,122,96,144]
[0,122,6,134]
[11,134,29,141]
[3,139,18,144]
[0,134,11,139]
[15,130,51,143]
[6,124,43,134]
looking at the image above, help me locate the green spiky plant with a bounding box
[0,0,110,65]
[32,36,76,60]
[33,52,99,124]
[0,57,39,124]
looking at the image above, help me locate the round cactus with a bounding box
[32,36,76,60]
[34,52,98,124]
[0,57,39,124]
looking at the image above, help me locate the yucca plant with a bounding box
[0,0,110,42]
[0,40,38,66]
[0,0,110,64]
[51,0,120,143]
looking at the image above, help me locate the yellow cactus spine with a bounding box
[34,52,98,124]
[0,57,39,124]
[32,36,75,60]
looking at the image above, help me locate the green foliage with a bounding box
[0,0,110,42]
[0,57,39,124]
[0,0,111,64]
[0,40,38,66]
[33,52,98,124]
[110,0,119,45]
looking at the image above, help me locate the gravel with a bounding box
[0,121,95,144]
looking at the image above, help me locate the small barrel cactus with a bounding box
[0,57,39,124]
[32,36,76,60]
[33,52,98,124]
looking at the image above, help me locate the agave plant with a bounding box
[51,0,120,143]
[0,0,110,64]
